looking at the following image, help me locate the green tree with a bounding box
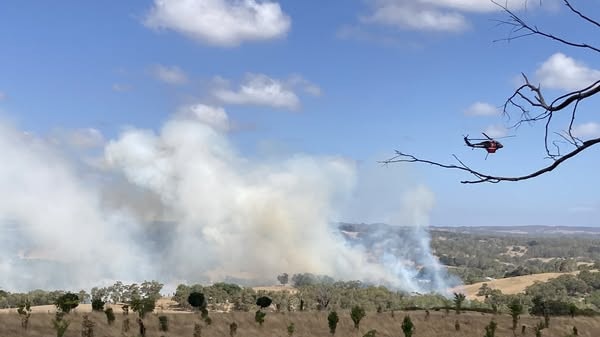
[193,323,202,337]
[401,315,415,337]
[91,298,105,311]
[568,303,578,318]
[363,330,377,337]
[55,293,79,313]
[17,301,32,329]
[484,320,497,337]
[278,273,289,285]
[255,309,266,326]
[52,312,70,337]
[351,305,366,329]
[328,311,339,335]
[287,322,295,336]
[130,296,156,318]
[187,292,206,311]
[158,315,168,332]
[104,308,115,325]
[453,293,465,314]
[534,321,545,337]
[137,317,146,337]
[229,322,238,337]
[256,296,272,308]
[81,314,94,337]
[509,299,523,331]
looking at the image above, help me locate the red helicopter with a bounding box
[464,133,512,159]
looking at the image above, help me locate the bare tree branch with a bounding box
[564,0,600,29]
[382,137,600,184]
[492,1,600,53]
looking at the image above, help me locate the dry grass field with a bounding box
[0,298,182,315]
[453,272,579,300]
[0,309,598,337]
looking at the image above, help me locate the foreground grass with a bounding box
[0,310,598,337]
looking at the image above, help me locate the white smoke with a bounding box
[0,108,453,293]
[0,121,149,291]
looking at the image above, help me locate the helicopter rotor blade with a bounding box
[493,135,516,140]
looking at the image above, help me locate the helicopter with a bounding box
[463,133,513,159]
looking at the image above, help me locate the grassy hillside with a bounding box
[454,271,579,300]
[0,310,597,337]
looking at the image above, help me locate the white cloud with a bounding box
[483,124,508,138]
[336,25,411,48]
[535,53,600,91]
[144,0,291,47]
[177,104,230,131]
[362,2,467,32]
[51,128,105,149]
[212,73,320,110]
[464,102,499,116]
[152,64,188,85]
[361,0,537,32]
[572,122,600,139]
[288,74,322,96]
[112,83,133,92]
[419,0,533,12]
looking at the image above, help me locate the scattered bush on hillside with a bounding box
[130,296,156,319]
[137,318,146,337]
[188,292,206,310]
[255,310,266,326]
[104,308,115,325]
[52,312,70,337]
[453,293,465,314]
[229,322,238,337]
[121,318,130,333]
[363,329,377,337]
[55,293,79,313]
[17,301,32,329]
[351,305,366,329]
[91,297,105,311]
[277,273,289,285]
[81,314,94,337]
[287,322,295,336]
[193,323,202,337]
[158,315,168,332]
[256,296,272,309]
[534,321,544,337]
[401,315,415,337]
[328,311,339,335]
[509,299,523,331]
[483,320,497,337]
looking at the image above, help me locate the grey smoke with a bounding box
[0,108,455,293]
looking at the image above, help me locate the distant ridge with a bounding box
[338,222,600,237]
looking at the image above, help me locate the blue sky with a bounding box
[1,0,599,227]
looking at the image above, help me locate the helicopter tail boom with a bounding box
[464,135,474,147]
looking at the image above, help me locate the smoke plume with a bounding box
[0,107,454,293]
